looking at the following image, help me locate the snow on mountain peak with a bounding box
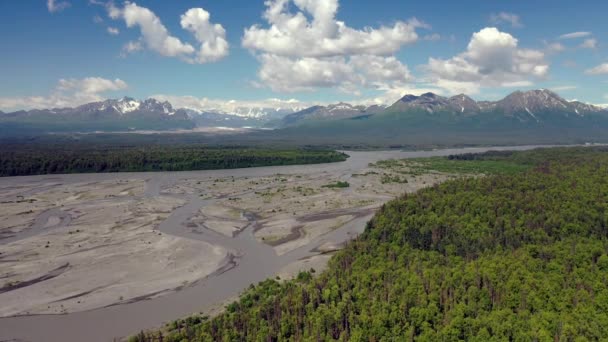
[116,98,141,114]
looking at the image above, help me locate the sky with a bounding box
[0,0,607,112]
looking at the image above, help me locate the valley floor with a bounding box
[0,145,549,342]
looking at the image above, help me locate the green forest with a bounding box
[132,147,608,341]
[0,144,347,177]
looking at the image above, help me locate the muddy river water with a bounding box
[0,145,558,341]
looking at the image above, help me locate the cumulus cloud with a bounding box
[580,38,597,49]
[489,12,523,28]
[585,63,608,75]
[0,77,128,111]
[47,0,70,13]
[242,0,424,58]
[107,27,120,35]
[559,31,592,40]
[180,8,229,63]
[426,27,549,94]
[109,2,228,63]
[258,54,411,93]
[119,2,194,57]
[242,0,425,93]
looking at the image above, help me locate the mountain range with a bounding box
[274,89,608,146]
[283,89,606,126]
[1,90,608,145]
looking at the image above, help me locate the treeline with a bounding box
[135,147,608,341]
[0,144,348,177]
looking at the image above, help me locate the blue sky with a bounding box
[0,0,607,111]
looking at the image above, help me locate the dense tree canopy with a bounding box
[136,147,608,341]
[0,144,347,177]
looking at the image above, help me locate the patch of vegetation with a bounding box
[294,186,317,196]
[373,149,537,176]
[380,173,408,184]
[405,157,531,175]
[322,181,350,189]
[0,143,348,177]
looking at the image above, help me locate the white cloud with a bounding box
[580,38,597,49]
[242,0,425,94]
[586,63,608,75]
[107,1,122,19]
[559,31,592,40]
[257,54,411,93]
[47,0,70,13]
[107,27,120,35]
[180,8,229,64]
[426,27,549,94]
[545,42,565,54]
[423,33,441,41]
[550,85,578,91]
[243,0,424,58]
[119,2,195,57]
[109,2,228,64]
[93,15,104,24]
[0,77,128,111]
[56,77,127,94]
[121,40,143,56]
[489,12,523,28]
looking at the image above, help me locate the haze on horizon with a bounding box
[0,0,607,113]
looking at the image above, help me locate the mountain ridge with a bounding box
[1,90,607,139]
[282,89,607,128]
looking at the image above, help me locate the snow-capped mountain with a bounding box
[0,97,193,133]
[182,105,305,121]
[385,89,606,123]
[75,97,177,116]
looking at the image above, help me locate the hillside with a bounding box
[139,147,608,341]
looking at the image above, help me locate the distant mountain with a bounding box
[281,103,385,127]
[384,89,605,120]
[278,90,608,146]
[178,108,271,128]
[194,106,303,120]
[387,92,481,116]
[179,103,305,128]
[0,97,195,134]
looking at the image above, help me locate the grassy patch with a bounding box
[405,157,532,175]
[322,181,350,189]
[372,153,532,176]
